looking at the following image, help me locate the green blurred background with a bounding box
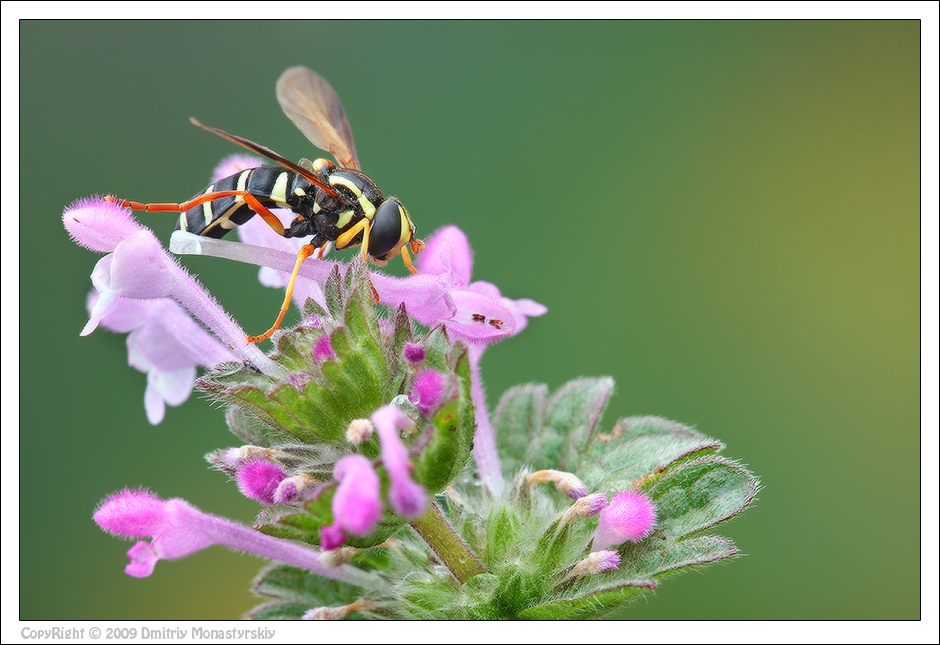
[19,20,920,620]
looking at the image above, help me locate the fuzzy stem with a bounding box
[468,347,504,495]
[410,503,484,584]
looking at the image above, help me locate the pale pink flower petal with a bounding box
[372,404,427,518]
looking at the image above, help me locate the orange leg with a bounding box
[334,217,370,254]
[111,191,286,236]
[400,246,419,275]
[246,243,319,344]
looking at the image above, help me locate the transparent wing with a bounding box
[189,118,340,198]
[276,66,360,170]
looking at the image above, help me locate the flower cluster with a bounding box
[68,155,757,620]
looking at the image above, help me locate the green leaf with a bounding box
[387,304,413,374]
[493,384,547,476]
[324,265,344,317]
[224,407,283,447]
[484,506,521,568]
[252,566,357,618]
[578,416,724,493]
[525,378,614,471]
[413,348,475,492]
[244,600,313,620]
[252,563,362,606]
[646,456,758,540]
[606,533,739,581]
[517,579,656,620]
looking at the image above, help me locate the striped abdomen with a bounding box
[176,166,313,238]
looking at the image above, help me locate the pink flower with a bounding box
[64,197,273,361]
[320,455,383,549]
[372,404,427,518]
[64,197,280,422]
[417,226,547,495]
[93,489,381,588]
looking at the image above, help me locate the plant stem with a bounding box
[410,503,484,584]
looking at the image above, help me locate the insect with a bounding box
[110,66,425,343]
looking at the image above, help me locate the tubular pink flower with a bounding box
[417,225,473,284]
[372,404,427,518]
[592,490,658,551]
[93,489,381,588]
[236,459,289,505]
[64,196,276,373]
[467,345,501,493]
[330,455,382,536]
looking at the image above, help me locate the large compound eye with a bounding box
[369,198,406,258]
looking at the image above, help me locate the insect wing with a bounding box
[277,66,360,170]
[189,118,340,198]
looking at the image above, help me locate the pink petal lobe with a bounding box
[417,226,473,284]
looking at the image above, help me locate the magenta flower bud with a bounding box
[403,342,426,365]
[372,404,427,518]
[312,335,337,364]
[409,370,446,416]
[274,473,313,504]
[274,478,301,504]
[527,469,589,499]
[319,524,346,552]
[571,492,608,518]
[236,459,289,505]
[570,550,621,577]
[593,490,658,550]
[331,455,382,536]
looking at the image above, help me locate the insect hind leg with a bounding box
[246,243,321,344]
[110,191,287,237]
